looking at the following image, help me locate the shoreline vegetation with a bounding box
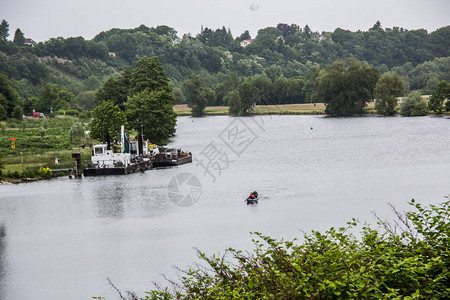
[109,199,450,299]
[174,98,446,116]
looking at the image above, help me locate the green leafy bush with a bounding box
[400,91,429,116]
[144,199,450,299]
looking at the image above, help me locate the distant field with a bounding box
[174,101,433,115]
[174,103,328,115]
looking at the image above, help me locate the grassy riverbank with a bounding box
[173,102,382,116]
[0,115,92,182]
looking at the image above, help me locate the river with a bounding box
[1,115,449,299]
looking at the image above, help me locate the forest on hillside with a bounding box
[0,19,449,116]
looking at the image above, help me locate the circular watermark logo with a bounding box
[167,172,202,207]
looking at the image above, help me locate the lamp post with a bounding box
[20,152,23,170]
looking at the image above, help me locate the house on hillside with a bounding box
[24,38,36,46]
[240,39,255,47]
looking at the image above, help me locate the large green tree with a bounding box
[129,56,171,95]
[428,80,450,114]
[125,89,176,145]
[184,73,216,117]
[95,67,132,111]
[374,73,405,115]
[317,59,380,116]
[90,100,127,150]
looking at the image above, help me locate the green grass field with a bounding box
[174,103,329,115]
[1,116,92,179]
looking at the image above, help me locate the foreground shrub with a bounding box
[142,199,449,299]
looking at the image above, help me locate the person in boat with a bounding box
[252,191,258,198]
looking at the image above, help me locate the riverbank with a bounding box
[174,103,328,115]
[174,103,383,115]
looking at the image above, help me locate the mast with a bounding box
[121,125,125,153]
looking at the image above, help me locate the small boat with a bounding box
[246,196,259,205]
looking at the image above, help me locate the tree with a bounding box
[90,100,127,150]
[276,23,291,36]
[304,66,320,103]
[54,89,77,110]
[0,103,6,120]
[77,91,96,111]
[37,84,58,113]
[13,28,25,45]
[374,73,405,115]
[70,121,84,143]
[428,80,450,114]
[370,20,382,31]
[400,91,428,116]
[317,59,380,116]
[11,105,23,119]
[172,87,185,104]
[237,30,251,42]
[0,20,9,40]
[248,74,271,105]
[0,73,20,117]
[265,65,282,83]
[227,90,242,115]
[129,56,171,95]
[238,82,259,115]
[184,74,216,117]
[125,89,176,146]
[96,67,132,111]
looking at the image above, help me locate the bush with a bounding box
[40,126,46,137]
[21,168,40,178]
[39,167,52,179]
[11,105,24,119]
[70,121,84,143]
[55,108,80,116]
[144,199,450,299]
[400,91,429,116]
[10,170,21,178]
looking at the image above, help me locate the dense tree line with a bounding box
[0,18,449,119]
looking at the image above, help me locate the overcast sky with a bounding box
[1,0,449,42]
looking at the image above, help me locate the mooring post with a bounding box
[72,153,82,178]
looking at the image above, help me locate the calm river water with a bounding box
[1,115,449,299]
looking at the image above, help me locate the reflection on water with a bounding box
[0,224,6,300]
[0,116,449,300]
[95,181,125,218]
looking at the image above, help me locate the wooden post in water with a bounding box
[72,153,82,178]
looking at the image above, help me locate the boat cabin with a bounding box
[91,144,131,168]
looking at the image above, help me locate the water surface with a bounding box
[1,115,449,299]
